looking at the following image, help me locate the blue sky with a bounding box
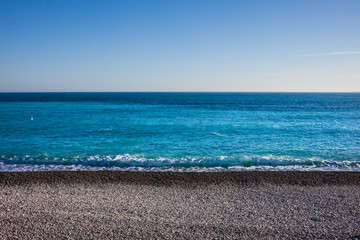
[1,0,359,92]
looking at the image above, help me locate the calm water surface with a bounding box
[0,92,359,171]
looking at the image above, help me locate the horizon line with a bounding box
[1,91,359,93]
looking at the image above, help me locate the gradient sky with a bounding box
[1,0,359,92]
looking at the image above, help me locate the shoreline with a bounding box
[1,171,360,239]
[1,171,360,185]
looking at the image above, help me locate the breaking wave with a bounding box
[1,154,359,172]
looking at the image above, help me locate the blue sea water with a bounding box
[0,92,359,171]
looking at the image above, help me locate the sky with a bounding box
[0,0,359,92]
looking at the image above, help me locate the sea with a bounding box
[0,92,359,172]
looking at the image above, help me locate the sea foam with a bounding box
[1,154,359,172]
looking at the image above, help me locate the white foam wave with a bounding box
[212,132,226,137]
[1,154,360,172]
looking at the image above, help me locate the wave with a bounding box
[1,154,360,172]
[211,132,226,137]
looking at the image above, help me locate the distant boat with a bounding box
[31,114,33,121]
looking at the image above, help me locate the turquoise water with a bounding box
[1,92,359,171]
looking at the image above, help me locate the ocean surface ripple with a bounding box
[1,92,359,172]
